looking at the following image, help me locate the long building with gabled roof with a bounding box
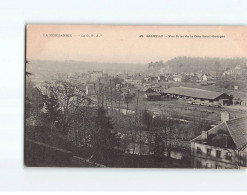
[163,86,232,104]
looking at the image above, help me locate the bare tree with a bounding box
[110,79,113,112]
[118,82,122,113]
[41,80,88,135]
[132,90,139,154]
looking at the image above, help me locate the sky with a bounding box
[26,25,247,64]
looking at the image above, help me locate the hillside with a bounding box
[147,57,247,73]
[27,60,147,75]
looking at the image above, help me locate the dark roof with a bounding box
[146,92,161,97]
[226,118,247,149]
[164,87,228,100]
[191,117,247,149]
[152,83,161,87]
[145,88,155,93]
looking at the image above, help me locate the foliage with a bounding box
[40,80,90,135]
[25,80,45,119]
[90,107,121,164]
[142,110,153,130]
[148,57,247,73]
[153,132,165,161]
[215,79,236,90]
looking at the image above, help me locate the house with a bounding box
[88,71,103,81]
[158,75,167,82]
[143,88,161,101]
[143,77,151,83]
[150,76,159,83]
[235,65,241,70]
[151,83,161,92]
[173,77,182,82]
[145,88,155,93]
[191,115,247,169]
[202,74,208,81]
[167,75,174,81]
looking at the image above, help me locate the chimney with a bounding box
[201,131,208,143]
[221,111,230,122]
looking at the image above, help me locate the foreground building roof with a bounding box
[226,117,247,149]
[191,117,247,150]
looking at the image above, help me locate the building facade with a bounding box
[143,88,161,101]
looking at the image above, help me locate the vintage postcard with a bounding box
[25,25,247,168]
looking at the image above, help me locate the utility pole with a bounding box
[110,79,113,112]
[101,84,104,108]
[98,78,101,107]
[118,82,122,113]
[105,86,108,110]
[132,90,139,155]
[114,80,117,103]
[93,83,99,108]
[126,90,130,111]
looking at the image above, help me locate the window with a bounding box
[222,135,228,147]
[207,149,211,156]
[225,152,232,161]
[239,152,246,166]
[216,150,221,158]
[197,147,202,155]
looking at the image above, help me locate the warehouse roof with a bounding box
[164,87,228,100]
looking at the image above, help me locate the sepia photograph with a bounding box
[25,25,247,169]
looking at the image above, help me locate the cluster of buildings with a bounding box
[73,69,247,111]
[119,70,247,168]
[222,64,247,77]
[123,71,218,86]
[62,68,247,109]
[63,70,247,169]
[118,70,247,109]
